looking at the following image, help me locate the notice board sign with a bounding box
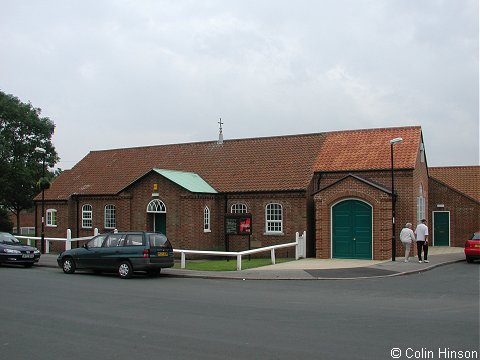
[225,213,252,235]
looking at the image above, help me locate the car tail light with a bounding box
[143,249,150,258]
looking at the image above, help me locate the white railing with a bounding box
[15,229,307,272]
[174,231,306,271]
[16,228,100,253]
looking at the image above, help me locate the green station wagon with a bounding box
[57,231,174,278]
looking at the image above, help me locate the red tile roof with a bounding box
[40,133,326,200]
[314,126,422,172]
[429,166,480,202]
[39,126,424,201]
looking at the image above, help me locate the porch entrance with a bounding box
[147,199,167,235]
[332,199,372,259]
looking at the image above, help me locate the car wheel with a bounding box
[466,256,474,263]
[62,257,76,274]
[118,261,133,279]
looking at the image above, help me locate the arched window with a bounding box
[146,199,166,213]
[417,184,425,222]
[230,203,248,213]
[46,209,57,227]
[82,204,93,228]
[104,204,116,229]
[265,203,283,234]
[204,206,211,232]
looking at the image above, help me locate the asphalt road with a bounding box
[1,263,478,360]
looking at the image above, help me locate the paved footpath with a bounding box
[38,246,466,280]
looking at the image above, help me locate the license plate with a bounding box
[22,254,34,258]
[157,251,169,257]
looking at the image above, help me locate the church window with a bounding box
[231,203,248,213]
[204,206,211,232]
[266,203,283,234]
[46,209,57,227]
[104,204,116,229]
[82,204,93,228]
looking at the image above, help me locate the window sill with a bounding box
[204,229,212,233]
[264,232,284,236]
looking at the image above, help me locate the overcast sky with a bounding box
[1,0,478,170]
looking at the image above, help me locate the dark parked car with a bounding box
[464,231,480,263]
[0,232,41,267]
[57,231,174,278]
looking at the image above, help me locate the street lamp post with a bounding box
[35,147,47,254]
[390,137,403,262]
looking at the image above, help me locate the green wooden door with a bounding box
[433,211,449,246]
[332,200,372,259]
[153,213,166,235]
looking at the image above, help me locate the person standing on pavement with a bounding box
[415,219,429,263]
[399,223,416,262]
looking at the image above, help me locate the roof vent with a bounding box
[217,118,224,145]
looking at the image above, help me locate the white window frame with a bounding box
[104,204,116,229]
[204,206,211,232]
[417,184,425,223]
[82,204,93,229]
[46,209,57,227]
[230,203,248,213]
[265,203,283,234]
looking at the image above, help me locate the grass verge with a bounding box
[174,258,294,271]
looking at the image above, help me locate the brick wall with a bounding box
[36,172,308,256]
[314,175,393,260]
[429,178,480,247]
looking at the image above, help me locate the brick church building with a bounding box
[34,126,480,260]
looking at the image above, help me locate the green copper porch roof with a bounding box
[153,168,218,194]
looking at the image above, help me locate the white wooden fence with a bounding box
[16,230,307,271]
[16,228,99,253]
[175,231,307,271]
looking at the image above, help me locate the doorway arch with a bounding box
[147,199,167,234]
[331,199,372,259]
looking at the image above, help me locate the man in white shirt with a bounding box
[415,219,429,263]
[400,223,416,262]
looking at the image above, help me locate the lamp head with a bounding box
[390,137,403,145]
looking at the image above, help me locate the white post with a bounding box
[66,229,72,251]
[45,240,50,254]
[271,248,276,264]
[114,229,118,234]
[295,231,300,260]
[181,252,186,269]
[28,238,31,246]
[236,254,242,271]
[94,228,99,236]
[302,231,307,258]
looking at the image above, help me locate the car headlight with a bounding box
[4,249,21,254]
[34,249,40,254]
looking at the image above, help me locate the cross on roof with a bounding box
[218,118,223,133]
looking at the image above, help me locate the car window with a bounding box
[104,234,125,247]
[471,233,480,240]
[88,235,106,248]
[149,233,168,247]
[124,234,144,246]
[0,233,20,245]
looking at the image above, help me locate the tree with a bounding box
[0,207,13,233]
[0,91,59,232]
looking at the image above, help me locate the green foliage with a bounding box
[0,90,59,229]
[0,207,13,233]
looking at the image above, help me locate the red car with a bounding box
[464,231,480,263]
